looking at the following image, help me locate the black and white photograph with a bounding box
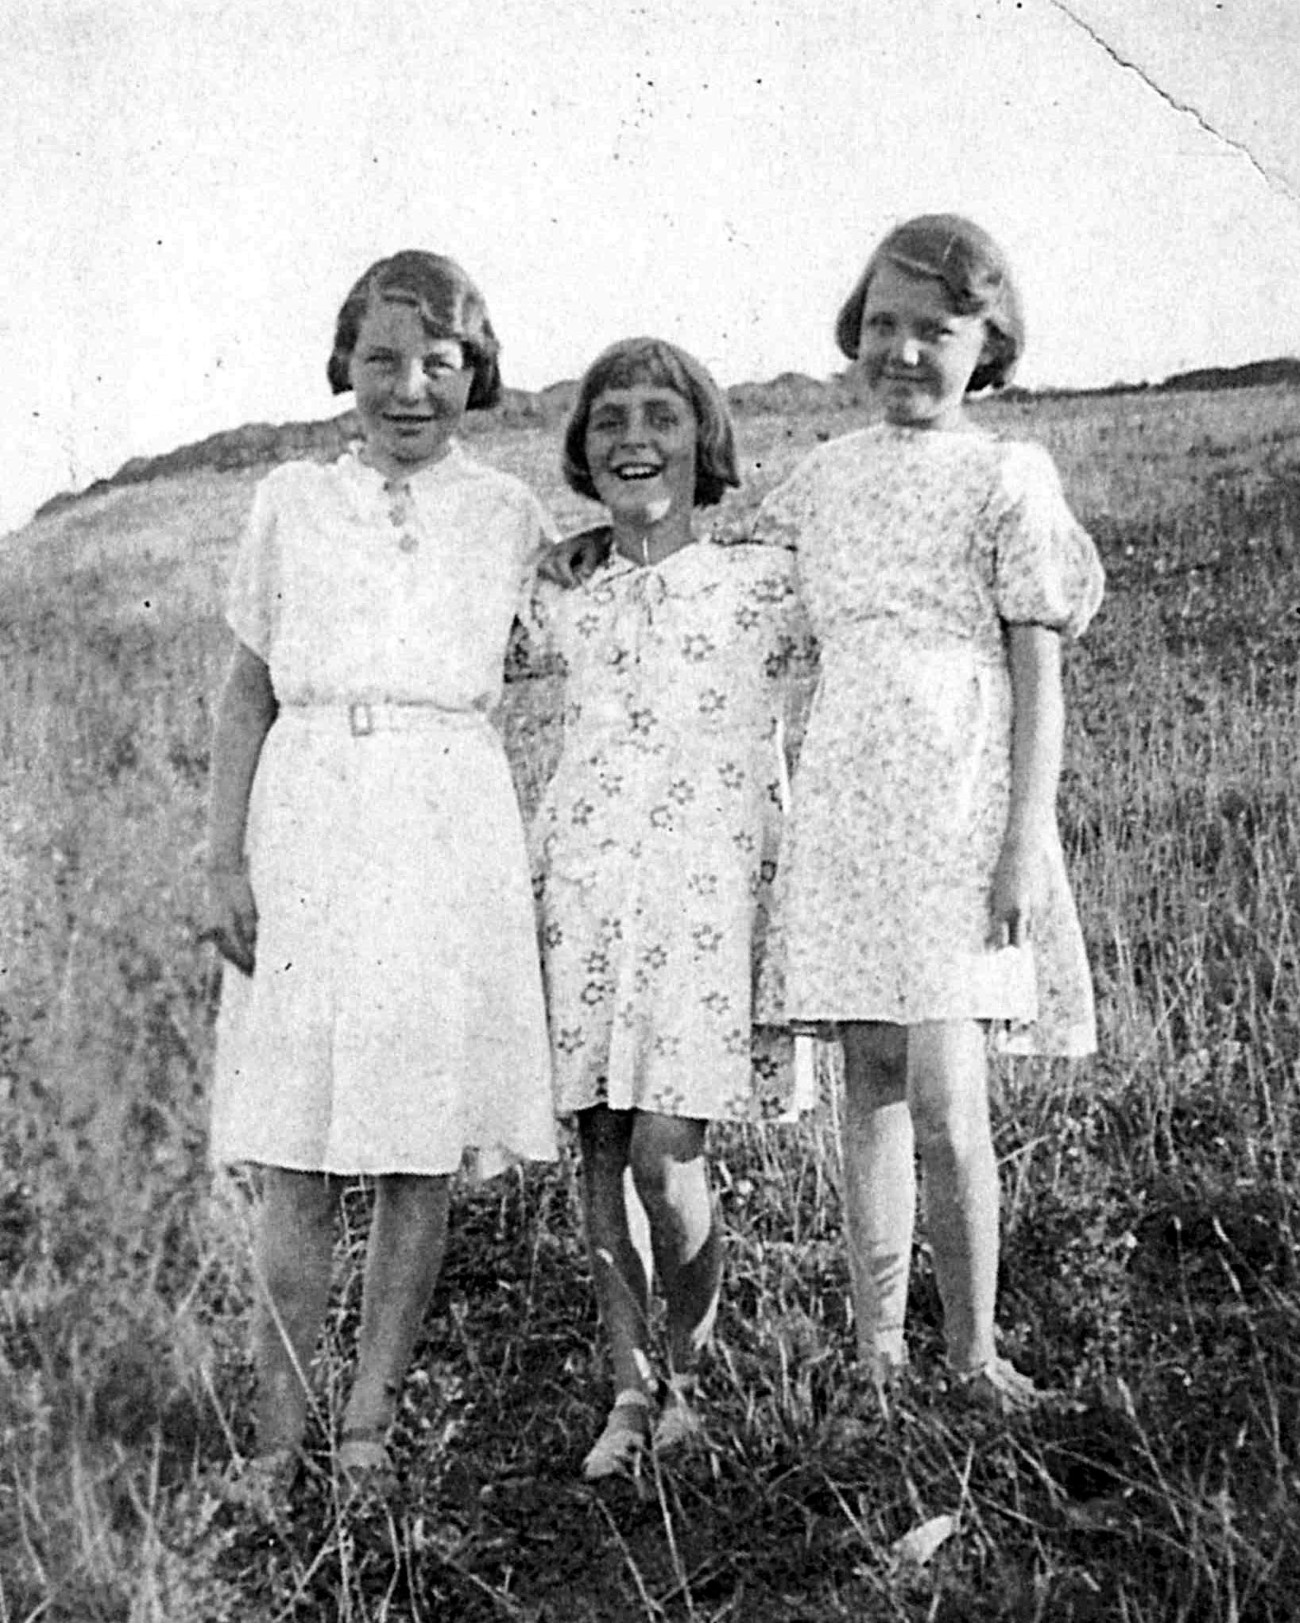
[2,2,1298,1617]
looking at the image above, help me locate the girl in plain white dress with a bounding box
[755,216,1104,1409]
[205,251,555,1498]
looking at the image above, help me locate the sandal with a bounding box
[953,1355,1043,1415]
[337,1425,397,1499]
[651,1377,702,1455]
[215,1447,301,1518]
[582,1389,652,1481]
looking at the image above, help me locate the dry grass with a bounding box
[1,386,1298,1619]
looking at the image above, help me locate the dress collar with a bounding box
[341,438,467,493]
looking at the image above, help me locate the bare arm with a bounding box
[204,643,277,973]
[990,623,1063,948]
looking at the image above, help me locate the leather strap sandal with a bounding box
[651,1376,702,1454]
[582,1389,653,1481]
[337,1425,397,1499]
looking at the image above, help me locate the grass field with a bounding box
[2,385,1299,1620]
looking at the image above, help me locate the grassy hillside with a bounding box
[1,386,1299,1620]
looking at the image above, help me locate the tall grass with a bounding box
[1,388,1298,1619]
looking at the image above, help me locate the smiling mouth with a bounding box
[612,462,663,481]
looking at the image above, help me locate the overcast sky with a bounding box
[3,0,1298,534]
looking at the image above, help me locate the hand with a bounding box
[988,832,1045,950]
[536,531,609,589]
[203,866,259,976]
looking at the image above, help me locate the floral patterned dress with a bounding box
[520,534,815,1119]
[753,425,1104,1056]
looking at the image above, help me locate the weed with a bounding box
[2,387,1299,1618]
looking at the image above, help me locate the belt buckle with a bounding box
[348,701,374,737]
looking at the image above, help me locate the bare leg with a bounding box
[253,1168,338,1456]
[906,1020,1000,1373]
[575,1108,656,1475]
[627,1113,718,1381]
[341,1173,451,1443]
[577,1108,652,1399]
[839,1022,913,1379]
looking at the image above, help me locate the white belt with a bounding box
[280,701,488,738]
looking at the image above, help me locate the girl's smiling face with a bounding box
[857,261,991,431]
[348,297,473,476]
[583,383,698,526]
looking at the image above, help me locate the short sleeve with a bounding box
[514,492,561,616]
[225,473,282,659]
[989,444,1104,639]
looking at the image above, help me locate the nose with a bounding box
[892,332,921,368]
[395,357,428,400]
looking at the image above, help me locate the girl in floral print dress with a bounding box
[520,339,813,1477]
[754,217,1104,1410]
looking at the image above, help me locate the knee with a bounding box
[258,1178,335,1297]
[627,1116,708,1210]
[842,1022,908,1111]
[375,1171,450,1223]
[906,1022,990,1163]
[578,1106,633,1172]
[907,1085,991,1169]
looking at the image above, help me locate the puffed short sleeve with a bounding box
[989,443,1104,639]
[224,473,282,659]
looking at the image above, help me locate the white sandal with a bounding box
[582,1389,653,1480]
[954,1355,1043,1414]
[651,1377,702,1454]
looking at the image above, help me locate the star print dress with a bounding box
[753,425,1104,1056]
[519,535,816,1120]
[210,444,557,1176]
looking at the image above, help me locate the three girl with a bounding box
[205,251,556,1496]
[753,215,1103,1406]
[207,212,1102,1500]
[520,338,813,1476]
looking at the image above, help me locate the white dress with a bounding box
[209,444,557,1175]
[753,425,1104,1057]
[520,537,816,1120]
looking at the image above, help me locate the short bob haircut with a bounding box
[562,337,740,509]
[834,214,1024,394]
[327,250,502,410]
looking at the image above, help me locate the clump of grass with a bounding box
[2,389,1299,1618]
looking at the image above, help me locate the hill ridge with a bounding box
[33,355,1299,521]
